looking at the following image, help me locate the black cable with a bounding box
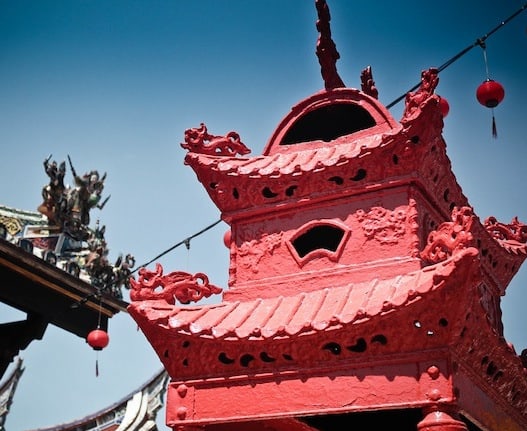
[386,2,527,109]
[71,218,223,308]
[130,218,222,275]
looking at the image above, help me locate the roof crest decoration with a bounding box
[402,67,439,121]
[484,215,527,244]
[130,263,223,305]
[360,66,379,99]
[421,206,475,264]
[315,0,345,90]
[181,123,251,157]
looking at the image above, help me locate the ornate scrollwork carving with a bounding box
[355,205,409,244]
[315,0,345,90]
[360,66,378,99]
[130,263,222,305]
[421,206,475,263]
[0,216,23,236]
[484,216,527,244]
[238,232,282,274]
[181,123,250,157]
[402,67,439,120]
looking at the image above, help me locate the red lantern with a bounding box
[87,328,109,351]
[476,79,505,108]
[438,96,450,117]
[223,229,232,248]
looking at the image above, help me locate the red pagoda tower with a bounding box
[128,2,527,430]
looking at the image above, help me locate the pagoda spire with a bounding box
[315,0,345,90]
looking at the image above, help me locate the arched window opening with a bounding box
[292,224,345,258]
[280,104,376,145]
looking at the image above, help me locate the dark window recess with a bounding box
[323,342,342,355]
[262,187,278,198]
[260,352,277,362]
[301,409,429,430]
[371,334,388,345]
[218,352,235,365]
[292,225,345,258]
[240,354,255,367]
[350,168,366,181]
[285,185,297,197]
[329,176,344,185]
[347,337,367,353]
[280,104,376,145]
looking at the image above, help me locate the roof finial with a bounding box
[315,0,345,90]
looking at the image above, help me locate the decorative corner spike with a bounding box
[315,0,345,90]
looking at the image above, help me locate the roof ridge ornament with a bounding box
[360,66,379,99]
[402,68,440,121]
[420,206,475,264]
[181,123,251,157]
[130,263,223,305]
[315,0,345,91]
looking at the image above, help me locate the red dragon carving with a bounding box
[484,216,527,244]
[181,123,250,157]
[129,263,222,305]
[402,67,440,120]
[421,206,475,264]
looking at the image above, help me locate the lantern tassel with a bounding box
[95,357,99,377]
[492,111,498,139]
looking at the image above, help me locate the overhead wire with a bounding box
[71,218,222,307]
[130,218,222,276]
[386,2,527,109]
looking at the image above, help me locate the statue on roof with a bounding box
[66,155,110,234]
[31,155,131,298]
[38,155,66,224]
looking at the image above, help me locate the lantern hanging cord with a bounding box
[480,42,490,79]
[386,2,527,109]
[96,294,103,328]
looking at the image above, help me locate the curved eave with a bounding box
[472,220,527,294]
[26,369,169,431]
[183,130,390,181]
[129,248,480,344]
[183,95,470,221]
[453,281,527,423]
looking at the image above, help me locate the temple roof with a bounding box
[185,132,387,182]
[27,369,168,431]
[130,247,480,343]
[0,358,23,429]
[181,87,470,220]
[175,257,462,340]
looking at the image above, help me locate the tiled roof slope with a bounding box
[130,248,479,343]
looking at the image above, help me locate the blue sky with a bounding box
[1,1,526,429]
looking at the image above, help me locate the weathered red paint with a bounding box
[128,5,527,431]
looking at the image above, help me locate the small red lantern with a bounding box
[223,229,232,248]
[438,96,450,117]
[476,79,505,108]
[476,79,505,138]
[87,328,109,351]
